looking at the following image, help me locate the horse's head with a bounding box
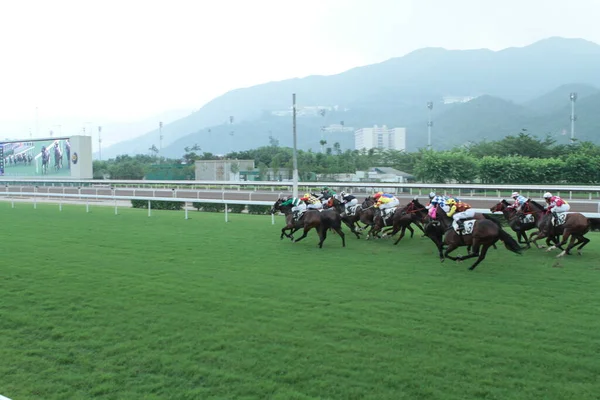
[490,200,509,213]
[270,198,284,214]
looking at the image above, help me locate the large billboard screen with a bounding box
[0,135,92,179]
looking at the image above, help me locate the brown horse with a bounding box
[390,198,429,245]
[527,200,600,257]
[424,204,522,270]
[524,200,563,249]
[270,198,346,248]
[490,199,539,248]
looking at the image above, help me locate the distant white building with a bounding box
[354,125,406,151]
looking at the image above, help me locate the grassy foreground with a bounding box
[1,203,600,399]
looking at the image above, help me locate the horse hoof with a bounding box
[556,251,567,258]
[546,246,556,252]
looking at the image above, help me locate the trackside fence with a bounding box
[0,191,277,224]
[1,191,600,220]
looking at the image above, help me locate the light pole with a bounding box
[427,101,433,149]
[98,126,102,160]
[159,121,163,161]
[292,93,299,198]
[570,92,577,143]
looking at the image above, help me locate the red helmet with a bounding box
[373,192,382,199]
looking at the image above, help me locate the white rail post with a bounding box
[185,202,189,220]
[113,187,118,215]
[86,199,89,213]
[34,186,37,209]
[59,199,62,211]
[148,200,152,217]
[271,212,275,225]
[225,203,229,222]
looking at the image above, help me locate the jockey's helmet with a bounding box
[373,192,382,199]
[543,192,552,199]
[340,191,346,197]
[446,198,456,206]
[512,191,519,198]
[429,191,436,199]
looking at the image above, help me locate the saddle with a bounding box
[552,213,567,226]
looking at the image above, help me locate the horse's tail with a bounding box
[588,218,600,232]
[483,213,504,227]
[498,228,522,255]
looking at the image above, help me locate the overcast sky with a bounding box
[1,0,599,142]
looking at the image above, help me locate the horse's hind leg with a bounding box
[317,227,327,248]
[575,235,590,255]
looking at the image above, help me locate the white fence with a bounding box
[0,191,277,224]
[2,190,599,219]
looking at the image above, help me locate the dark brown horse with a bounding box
[389,198,429,245]
[270,198,303,240]
[490,199,539,248]
[327,197,362,239]
[424,204,522,270]
[271,198,346,248]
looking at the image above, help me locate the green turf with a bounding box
[1,203,600,399]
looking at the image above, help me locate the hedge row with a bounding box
[130,199,271,215]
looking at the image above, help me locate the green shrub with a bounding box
[131,200,184,211]
[247,205,272,215]
[193,202,225,212]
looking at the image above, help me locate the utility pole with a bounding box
[292,93,299,198]
[427,101,434,149]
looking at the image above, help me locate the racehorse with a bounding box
[489,199,540,248]
[271,198,346,248]
[54,145,63,171]
[270,198,304,240]
[527,199,600,257]
[524,199,563,249]
[327,197,362,239]
[425,204,522,270]
[40,148,50,174]
[389,198,429,245]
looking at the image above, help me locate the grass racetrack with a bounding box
[1,203,600,399]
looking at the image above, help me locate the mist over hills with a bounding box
[102,37,600,159]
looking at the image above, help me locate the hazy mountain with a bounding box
[523,83,599,114]
[104,37,600,157]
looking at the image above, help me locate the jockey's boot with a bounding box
[293,211,299,221]
[552,211,558,225]
[457,219,465,232]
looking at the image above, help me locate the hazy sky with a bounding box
[1,0,599,142]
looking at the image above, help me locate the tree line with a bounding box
[93,133,600,184]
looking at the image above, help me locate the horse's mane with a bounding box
[501,199,510,205]
[528,199,546,211]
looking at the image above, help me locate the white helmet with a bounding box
[543,192,552,199]
[429,191,436,199]
[340,191,346,197]
[511,191,519,198]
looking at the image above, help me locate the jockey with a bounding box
[543,192,570,223]
[373,192,400,218]
[426,191,449,217]
[445,198,475,232]
[301,193,323,210]
[508,191,529,211]
[281,196,306,221]
[319,187,336,203]
[339,191,358,215]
